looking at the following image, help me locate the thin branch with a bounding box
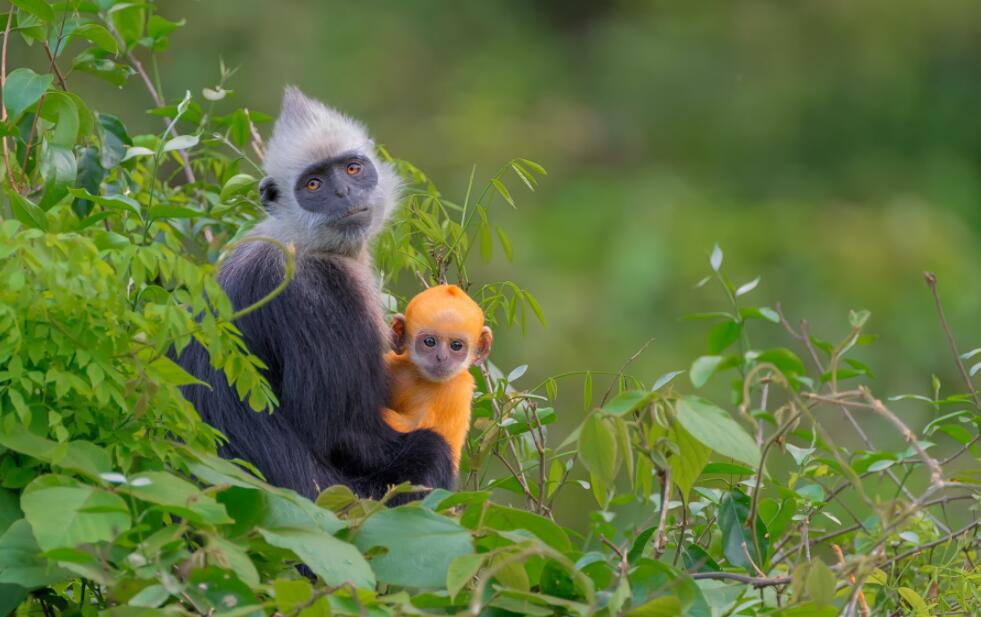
[924,272,980,409]
[689,571,791,587]
[599,336,655,406]
[877,521,979,570]
[42,42,68,90]
[1,10,16,191]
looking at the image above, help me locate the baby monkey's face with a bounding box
[409,328,473,382]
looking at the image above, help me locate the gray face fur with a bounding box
[255,87,400,255]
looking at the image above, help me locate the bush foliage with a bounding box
[0,2,978,616]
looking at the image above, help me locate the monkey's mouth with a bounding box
[327,207,370,226]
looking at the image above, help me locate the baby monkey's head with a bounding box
[391,285,493,383]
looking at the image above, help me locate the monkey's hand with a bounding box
[382,407,416,433]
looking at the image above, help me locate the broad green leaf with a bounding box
[578,414,618,485]
[675,396,760,467]
[707,320,742,354]
[0,425,110,479]
[669,424,711,503]
[258,527,374,589]
[71,147,105,217]
[603,390,651,415]
[756,348,806,377]
[162,134,199,152]
[897,587,930,617]
[446,553,484,600]
[2,68,52,120]
[221,173,258,201]
[717,489,768,572]
[626,595,681,617]
[121,471,232,525]
[110,4,145,46]
[70,23,118,54]
[805,559,836,607]
[273,578,313,612]
[184,566,259,615]
[38,91,79,147]
[5,190,48,231]
[689,355,723,388]
[148,205,202,219]
[10,0,54,23]
[20,482,131,551]
[67,188,140,217]
[38,144,76,210]
[96,112,132,168]
[462,503,572,552]
[260,492,344,535]
[148,355,207,385]
[0,520,71,588]
[353,506,473,588]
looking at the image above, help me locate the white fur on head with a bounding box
[258,86,401,255]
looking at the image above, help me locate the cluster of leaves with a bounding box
[0,2,978,617]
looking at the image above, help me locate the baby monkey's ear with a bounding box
[473,326,493,366]
[390,314,407,353]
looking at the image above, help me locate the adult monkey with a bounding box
[180,87,454,501]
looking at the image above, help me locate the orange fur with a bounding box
[383,285,488,470]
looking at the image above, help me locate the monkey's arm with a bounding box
[413,373,476,469]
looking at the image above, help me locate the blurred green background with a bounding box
[64,1,981,444]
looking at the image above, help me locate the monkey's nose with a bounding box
[335,186,350,197]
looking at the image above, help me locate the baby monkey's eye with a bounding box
[346,161,363,176]
[423,336,437,348]
[450,340,464,352]
[306,178,322,191]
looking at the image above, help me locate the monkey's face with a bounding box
[409,328,473,383]
[293,152,381,231]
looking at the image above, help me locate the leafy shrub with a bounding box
[0,2,977,616]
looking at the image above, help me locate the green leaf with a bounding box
[675,396,761,467]
[121,471,232,525]
[626,596,681,617]
[71,146,105,217]
[707,320,742,354]
[20,481,131,551]
[496,225,513,261]
[491,178,515,207]
[96,112,132,168]
[669,424,711,504]
[38,91,79,147]
[10,0,54,23]
[0,520,70,588]
[2,68,52,120]
[110,4,145,46]
[353,506,473,588]
[578,414,618,485]
[67,188,140,217]
[603,390,651,415]
[220,173,258,201]
[258,527,374,589]
[717,489,768,572]
[689,355,723,388]
[446,552,484,600]
[70,23,118,54]
[148,205,202,219]
[805,559,836,607]
[462,503,572,552]
[897,587,930,617]
[5,189,48,231]
[0,425,110,480]
[148,355,207,385]
[162,134,199,152]
[757,348,806,377]
[38,144,76,210]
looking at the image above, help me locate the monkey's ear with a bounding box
[390,314,407,353]
[258,177,279,208]
[473,326,493,366]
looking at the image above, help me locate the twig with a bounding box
[599,336,655,406]
[877,521,979,570]
[689,571,791,587]
[924,272,980,409]
[599,533,628,576]
[42,42,68,90]
[858,387,945,487]
[1,10,16,191]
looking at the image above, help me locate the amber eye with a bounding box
[345,161,363,176]
[450,340,464,352]
[423,336,437,348]
[305,178,322,191]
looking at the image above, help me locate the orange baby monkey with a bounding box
[383,285,492,470]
